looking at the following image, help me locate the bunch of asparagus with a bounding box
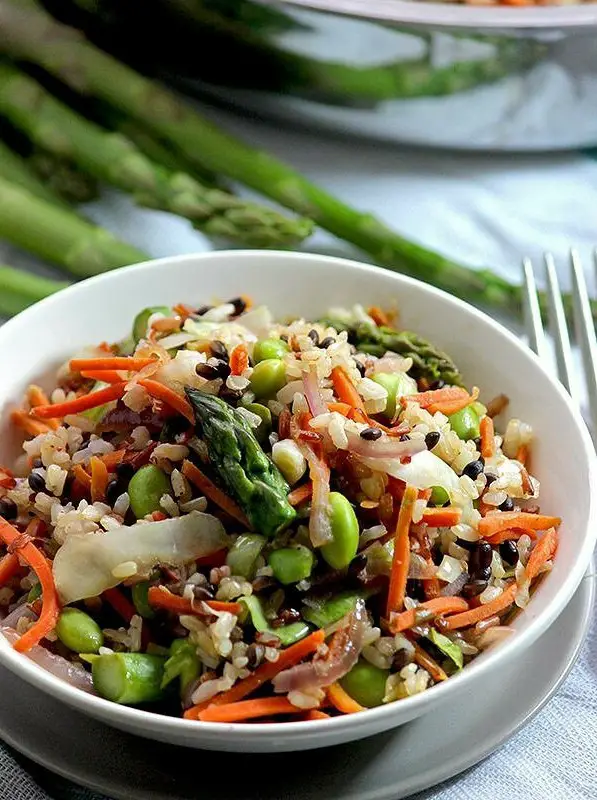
[0,0,587,321]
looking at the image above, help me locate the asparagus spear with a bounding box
[0,138,70,207]
[0,64,313,249]
[0,176,147,277]
[0,265,68,317]
[0,0,560,318]
[320,318,463,387]
[28,149,100,204]
[185,389,296,537]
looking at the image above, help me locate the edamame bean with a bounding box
[226,533,266,579]
[92,653,166,704]
[132,306,171,343]
[249,358,287,399]
[448,405,480,441]
[430,485,450,507]
[55,607,104,654]
[128,465,170,519]
[340,659,389,708]
[243,403,272,444]
[268,545,314,585]
[320,492,359,570]
[371,372,417,420]
[252,338,289,363]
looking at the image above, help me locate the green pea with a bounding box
[226,533,266,579]
[243,403,272,444]
[448,405,480,441]
[55,607,104,654]
[131,581,156,619]
[430,485,450,507]
[340,659,389,708]
[252,338,289,364]
[371,372,417,420]
[132,306,171,343]
[268,545,314,585]
[128,465,171,519]
[320,492,359,570]
[250,358,287,399]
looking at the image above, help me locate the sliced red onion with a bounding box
[476,625,514,650]
[273,599,367,694]
[0,627,94,693]
[408,553,438,580]
[291,415,333,547]
[2,602,34,629]
[440,571,470,597]
[345,429,426,459]
[302,367,328,418]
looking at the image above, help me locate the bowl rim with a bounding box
[275,0,597,31]
[0,248,595,742]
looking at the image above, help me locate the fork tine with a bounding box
[571,250,597,433]
[522,257,548,360]
[544,253,576,398]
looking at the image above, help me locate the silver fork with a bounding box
[522,250,597,438]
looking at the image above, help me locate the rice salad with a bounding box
[0,297,560,723]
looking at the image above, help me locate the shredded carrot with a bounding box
[327,402,353,417]
[103,587,137,623]
[406,386,479,416]
[80,369,125,384]
[420,506,462,528]
[331,366,366,412]
[151,316,181,334]
[137,379,194,423]
[151,510,167,521]
[410,639,448,682]
[327,682,365,714]
[147,586,242,617]
[229,343,249,376]
[479,416,494,459]
[184,630,325,719]
[367,305,389,327]
[99,450,125,471]
[386,484,418,616]
[444,528,558,631]
[182,460,249,527]
[0,517,60,653]
[26,386,60,430]
[198,697,304,723]
[172,303,196,321]
[516,444,529,466]
[299,709,330,721]
[70,356,157,372]
[389,596,469,634]
[0,552,21,586]
[32,382,127,419]
[0,468,15,490]
[10,410,52,438]
[478,512,560,538]
[484,528,537,545]
[72,464,91,490]
[288,482,313,507]
[90,456,109,503]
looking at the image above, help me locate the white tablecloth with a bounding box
[1,106,595,799]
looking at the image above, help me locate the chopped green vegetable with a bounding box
[131,581,156,619]
[161,638,200,692]
[428,628,464,670]
[301,590,365,629]
[239,595,309,647]
[430,486,450,507]
[268,545,314,585]
[242,403,272,444]
[225,533,266,579]
[55,607,104,654]
[371,371,417,420]
[448,405,480,441]
[133,306,171,343]
[92,653,167,704]
[186,388,296,536]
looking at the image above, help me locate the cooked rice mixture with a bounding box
[0,298,560,723]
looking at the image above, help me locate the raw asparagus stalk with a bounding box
[0,64,313,248]
[185,388,296,537]
[28,149,100,204]
[0,265,68,317]
[0,0,558,318]
[0,176,147,277]
[320,318,463,386]
[0,139,70,207]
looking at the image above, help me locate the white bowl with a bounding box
[0,250,595,752]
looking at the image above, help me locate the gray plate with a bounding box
[0,574,593,800]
